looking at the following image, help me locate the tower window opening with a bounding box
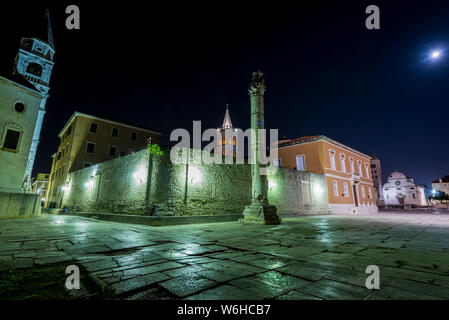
[26,63,42,77]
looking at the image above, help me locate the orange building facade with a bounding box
[273,135,378,214]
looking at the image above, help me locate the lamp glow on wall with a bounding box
[133,166,147,184]
[313,183,323,196]
[61,184,70,192]
[85,176,95,190]
[268,179,277,190]
[188,166,202,185]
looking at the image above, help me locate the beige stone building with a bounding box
[46,112,161,208]
[432,175,449,195]
[31,173,49,206]
[369,152,384,206]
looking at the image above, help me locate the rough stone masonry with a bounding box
[62,148,329,217]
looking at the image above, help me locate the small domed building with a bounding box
[382,171,427,207]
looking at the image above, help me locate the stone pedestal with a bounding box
[240,202,281,225]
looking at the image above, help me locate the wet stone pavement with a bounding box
[1,211,449,300]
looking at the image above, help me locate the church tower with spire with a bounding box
[0,9,55,194]
[218,105,237,157]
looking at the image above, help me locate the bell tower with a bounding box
[13,10,55,95]
[12,9,55,191]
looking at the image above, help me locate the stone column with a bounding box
[240,71,281,225]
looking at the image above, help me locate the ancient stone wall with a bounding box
[63,148,329,216]
[0,192,41,219]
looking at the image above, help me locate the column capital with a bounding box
[248,70,266,96]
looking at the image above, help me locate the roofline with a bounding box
[58,111,162,137]
[275,135,371,160]
[0,75,43,97]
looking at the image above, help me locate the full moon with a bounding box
[431,50,442,59]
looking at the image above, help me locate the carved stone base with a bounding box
[239,203,281,225]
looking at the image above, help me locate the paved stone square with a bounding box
[1,211,449,300]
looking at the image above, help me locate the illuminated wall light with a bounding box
[84,176,95,190]
[61,185,70,192]
[268,179,277,190]
[188,165,202,185]
[313,184,323,196]
[133,167,147,184]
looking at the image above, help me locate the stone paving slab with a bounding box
[1,211,449,300]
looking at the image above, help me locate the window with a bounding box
[2,129,21,152]
[365,164,370,178]
[357,161,362,176]
[274,158,282,167]
[67,125,72,135]
[120,151,125,157]
[412,193,416,199]
[333,180,339,197]
[14,102,25,113]
[370,164,375,168]
[340,155,346,173]
[368,187,372,198]
[296,155,305,171]
[26,63,42,77]
[86,142,95,154]
[109,146,117,157]
[343,182,349,197]
[350,158,355,173]
[112,128,119,137]
[83,162,92,168]
[131,132,137,141]
[89,123,98,134]
[329,151,336,170]
[361,186,366,198]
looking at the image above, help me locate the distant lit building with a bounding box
[383,171,427,207]
[369,152,384,206]
[31,173,49,206]
[273,135,378,214]
[432,175,449,195]
[46,112,161,208]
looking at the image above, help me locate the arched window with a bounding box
[26,63,42,77]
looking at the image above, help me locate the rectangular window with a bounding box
[296,155,305,171]
[368,187,372,198]
[89,123,98,134]
[109,146,117,157]
[365,164,370,178]
[112,128,119,137]
[2,129,21,152]
[358,161,362,176]
[330,152,336,170]
[343,182,349,197]
[333,180,339,197]
[340,155,346,173]
[131,132,137,141]
[361,186,366,198]
[86,142,95,154]
[83,162,92,168]
[274,158,282,167]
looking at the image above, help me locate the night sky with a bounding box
[1,1,448,186]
